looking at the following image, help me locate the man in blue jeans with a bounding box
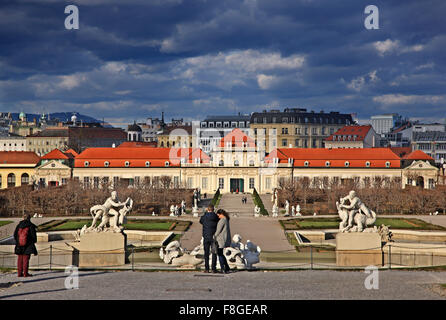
[199,204,219,273]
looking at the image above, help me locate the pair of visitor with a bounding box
[199,204,231,274]
[14,214,38,277]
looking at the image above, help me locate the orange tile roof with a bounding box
[41,149,70,160]
[390,147,412,158]
[75,147,210,168]
[0,151,40,165]
[325,125,372,142]
[264,147,401,168]
[403,150,433,161]
[65,148,79,157]
[117,141,157,148]
[219,128,255,148]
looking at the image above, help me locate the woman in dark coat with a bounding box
[214,209,231,274]
[13,213,38,277]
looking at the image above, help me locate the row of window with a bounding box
[201,121,248,128]
[0,173,30,188]
[253,127,335,136]
[217,160,256,166]
[218,178,255,189]
[270,160,392,168]
[253,116,350,125]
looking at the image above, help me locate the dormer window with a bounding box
[219,160,224,166]
[165,161,170,167]
[145,161,150,167]
[304,161,309,167]
[385,161,391,168]
[345,161,350,167]
[365,161,371,167]
[104,161,110,167]
[325,161,330,167]
[234,160,240,167]
[125,161,130,167]
[84,161,90,167]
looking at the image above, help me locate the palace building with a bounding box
[72,128,439,194]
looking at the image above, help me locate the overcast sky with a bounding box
[0,0,445,126]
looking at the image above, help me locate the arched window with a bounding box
[21,173,29,185]
[249,160,255,167]
[7,173,15,188]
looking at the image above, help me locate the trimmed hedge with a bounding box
[252,188,269,216]
[210,188,221,207]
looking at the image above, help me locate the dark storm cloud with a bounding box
[0,0,445,123]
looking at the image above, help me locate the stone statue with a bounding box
[187,235,261,270]
[174,204,180,216]
[272,203,279,218]
[159,241,203,267]
[291,205,295,216]
[87,191,133,233]
[296,204,301,216]
[181,200,186,215]
[284,200,290,216]
[254,205,261,217]
[336,190,377,232]
[378,224,393,242]
[169,204,176,217]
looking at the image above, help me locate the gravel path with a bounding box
[0,269,445,300]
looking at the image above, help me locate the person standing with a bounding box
[14,213,38,277]
[199,204,219,273]
[214,209,231,274]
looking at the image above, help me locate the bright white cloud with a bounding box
[373,39,424,56]
[373,94,445,105]
[257,74,277,90]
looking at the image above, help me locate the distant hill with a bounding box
[8,112,112,126]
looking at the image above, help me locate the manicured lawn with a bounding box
[41,219,185,232]
[281,217,446,231]
[0,221,13,227]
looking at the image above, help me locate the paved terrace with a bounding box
[0,269,446,300]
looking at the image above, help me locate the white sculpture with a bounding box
[291,205,295,216]
[336,190,377,233]
[87,191,133,233]
[169,204,176,217]
[188,235,261,270]
[159,241,203,267]
[272,202,279,217]
[254,205,261,217]
[174,205,179,216]
[284,200,290,216]
[296,204,301,216]
[181,200,186,215]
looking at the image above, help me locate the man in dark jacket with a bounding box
[199,204,219,273]
[14,213,38,277]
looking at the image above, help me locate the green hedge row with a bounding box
[252,188,269,216]
[210,188,221,207]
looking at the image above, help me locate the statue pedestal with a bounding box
[192,206,199,217]
[336,232,382,267]
[77,232,127,267]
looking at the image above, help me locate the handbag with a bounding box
[211,238,218,254]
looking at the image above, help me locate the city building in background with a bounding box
[412,131,446,164]
[197,114,251,154]
[249,108,354,153]
[324,125,380,149]
[370,113,406,135]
